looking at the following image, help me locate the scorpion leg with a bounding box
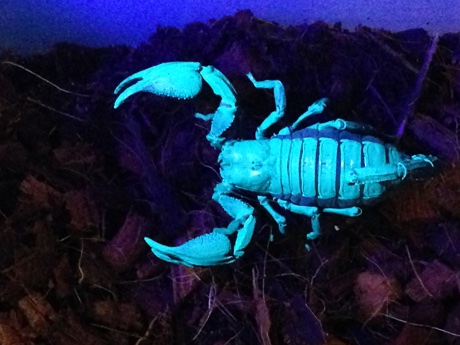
[257,196,287,234]
[276,200,321,249]
[307,118,376,133]
[311,118,397,141]
[323,207,362,217]
[278,98,328,135]
[144,182,256,266]
[247,73,286,139]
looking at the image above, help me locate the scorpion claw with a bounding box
[144,232,235,267]
[113,61,238,148]
[114,62,205,108]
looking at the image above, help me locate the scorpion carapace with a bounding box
[114,61,437,267]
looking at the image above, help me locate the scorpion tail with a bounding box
[403,154,439,180]
[144,232,235,267]
[114,62,205,108]
[348,154,438,185]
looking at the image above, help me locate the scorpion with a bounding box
[114,61,436,267]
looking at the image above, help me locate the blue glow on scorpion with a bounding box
[114,61,437,267]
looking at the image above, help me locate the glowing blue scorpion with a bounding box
[114,62,436,267]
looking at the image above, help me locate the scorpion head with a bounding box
[219,140,272,193]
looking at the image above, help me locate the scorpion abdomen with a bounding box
[271,128,403,208]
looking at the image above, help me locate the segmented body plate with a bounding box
[270,128,402,208]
